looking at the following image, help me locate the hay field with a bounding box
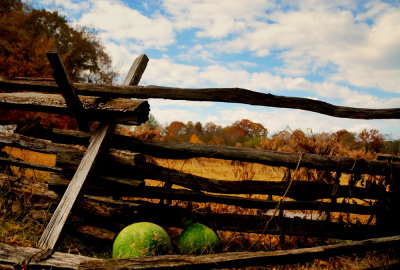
[154,157,284,181]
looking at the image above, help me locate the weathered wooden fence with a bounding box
[1,52,400,269]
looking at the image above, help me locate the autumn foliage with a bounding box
[0,0,117,130]
[157,119,268,147]
[0,0,117,83]
[130,117,399,158]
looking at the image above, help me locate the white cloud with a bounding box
[162,0,274,38]
[226,61,258,70]
[140,55,202,87]
[356,1,390,22]
[208,2,400,93]
[35,0,91,15]
[176,44,216,63]
[330,9,400,92]
[78,0,175,49]
[150,108,204,125]
[102,41,137,78]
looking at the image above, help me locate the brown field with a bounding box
[1,148,398,269]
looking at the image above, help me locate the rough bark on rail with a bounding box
[0,132,146,164]
[0,92,149,124]
[0,242,98,270]
[48,173,377,215]
[1,77,400,119]
[49,128,400,176]
[2,235,400,270]
[73,194,381,240]
[79,235,400,269]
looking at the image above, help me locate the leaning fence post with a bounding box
[36,52,149,254]
[46,49,90,132]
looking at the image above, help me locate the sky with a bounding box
[32,0,400,138]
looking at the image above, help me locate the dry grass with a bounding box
[154,157,283,182]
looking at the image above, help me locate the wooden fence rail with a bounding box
[1,77,400,119]
[0,92,149,124]
[2,235,400,270]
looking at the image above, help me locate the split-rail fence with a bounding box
[1,52,400,269]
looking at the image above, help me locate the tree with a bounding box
[194,122,203,135]
[146,114,160,130]
[231,119,268,139]
[189,134,202,144]
[0,0,23,16]
[358,129,384,153]
[203,122,222,143]
[164,121,186,141]
[335,129,356,147]
[221,119,268,146]
[0,2,117,83]
[0,1,118,129]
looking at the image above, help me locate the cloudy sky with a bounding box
[33,0,400,138]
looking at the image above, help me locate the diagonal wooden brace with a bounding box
[36,54,149,254]
[46,49,90,131]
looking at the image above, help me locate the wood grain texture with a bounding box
[1,77,400,119]
[46,49,90,131]
[49,173,145,196]
[38,122,115,250]
[2,235,399,270]
[0,92,149,124]
[0,172,60,200]
[0,155,64,173]
[0,132,82,154]
[0,140,380,213]
[0,132,146,170]
[0,243,98,270]
[123,54,149,86]
[79,235,400,269]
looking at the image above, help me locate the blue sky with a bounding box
[32,0,400,138]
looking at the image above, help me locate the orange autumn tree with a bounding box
[0,0,118,130]
[222,119,268,147]
[0,1,54,78]
[358,128,384,154]
[164,121,187,142]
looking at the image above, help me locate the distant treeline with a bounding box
[128,115,400,157]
